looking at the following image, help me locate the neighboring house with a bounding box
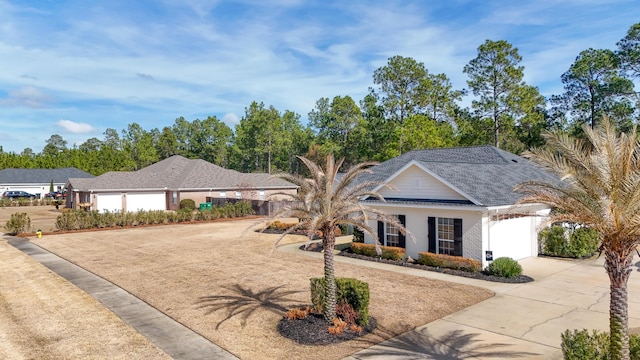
[65,155,297,213]
[359,145,559,267]
[0,168,94,199]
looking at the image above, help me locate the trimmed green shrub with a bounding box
[310,277,370,326]
[539,225,599,258]
[194,202,254,221]
[561,329,640,360]
[352,227,364,243]
[567,227,599,258]
[417,252,482,272]
[4,212,31,235]
[350,242,405,260]
[179,198,196,211]
[539,225,567,255]
[485,257,522,278]
[176,208,194,222]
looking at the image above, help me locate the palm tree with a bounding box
[515,117,640,360]
[268,154,405,322]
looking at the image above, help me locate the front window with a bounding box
[437,217,455,255]
[385,221,400,247]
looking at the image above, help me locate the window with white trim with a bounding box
[385,221,400,247]
[378,215,406,248]
[437,217,455,255]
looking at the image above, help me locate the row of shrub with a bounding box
[418,252,523,277]
[562,329,640,359]
[265,220,344,238]
[266,220,296,231]
[194,202,255,220]
[417,252,482,272]
[54,202,255,231]
[539,225,599,258]
[350,242,406,261]
[348,243,523,278]
[0,198,63,207]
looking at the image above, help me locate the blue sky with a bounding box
[1,0,639,153]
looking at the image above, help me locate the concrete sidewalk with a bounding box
[8,237,239,360]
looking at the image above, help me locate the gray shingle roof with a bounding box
[361,145,559,207]
[68,155,296,191]
[0,168,94,184]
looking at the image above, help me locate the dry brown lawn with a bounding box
[0,206,170,359]
[2,206,494,359]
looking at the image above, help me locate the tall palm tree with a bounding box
[268,154,405,322]
[515,117,640,360]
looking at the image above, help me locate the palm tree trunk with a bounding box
[605,248,633,360]
[323,228,337,322]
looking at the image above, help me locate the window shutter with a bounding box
[428,217,436,252]
[398,215,406,248]
[377,221,384,245]
[453,218,463,256]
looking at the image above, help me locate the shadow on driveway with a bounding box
[348,326,540,359]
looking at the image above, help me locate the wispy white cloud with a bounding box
[56,119,95,134]
[222,113,240,126]
[0,85,52,108]
[0,0,638,153]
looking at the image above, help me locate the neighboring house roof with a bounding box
[0,168,94,184]
[68,155,296,191]
[360,145,559,207]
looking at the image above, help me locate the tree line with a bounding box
[2,22,639,175]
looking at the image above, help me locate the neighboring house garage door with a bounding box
[488,216,537,260]
[126,192,166,212]
[96,193,122,213]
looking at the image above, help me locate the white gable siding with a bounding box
[379,165,467,201]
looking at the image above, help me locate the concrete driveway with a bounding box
[343,255,640,359]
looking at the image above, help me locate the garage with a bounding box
[125,192,166,212]
[96,193,123,213]
[487,215,537,260]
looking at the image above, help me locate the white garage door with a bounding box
[488,216,537,260]
[126,192,166,212]
[96,193,123,213]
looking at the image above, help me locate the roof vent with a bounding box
[511,159,518,163]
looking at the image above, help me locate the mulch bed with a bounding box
[299,243,534,284]
[278,313,377,345]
